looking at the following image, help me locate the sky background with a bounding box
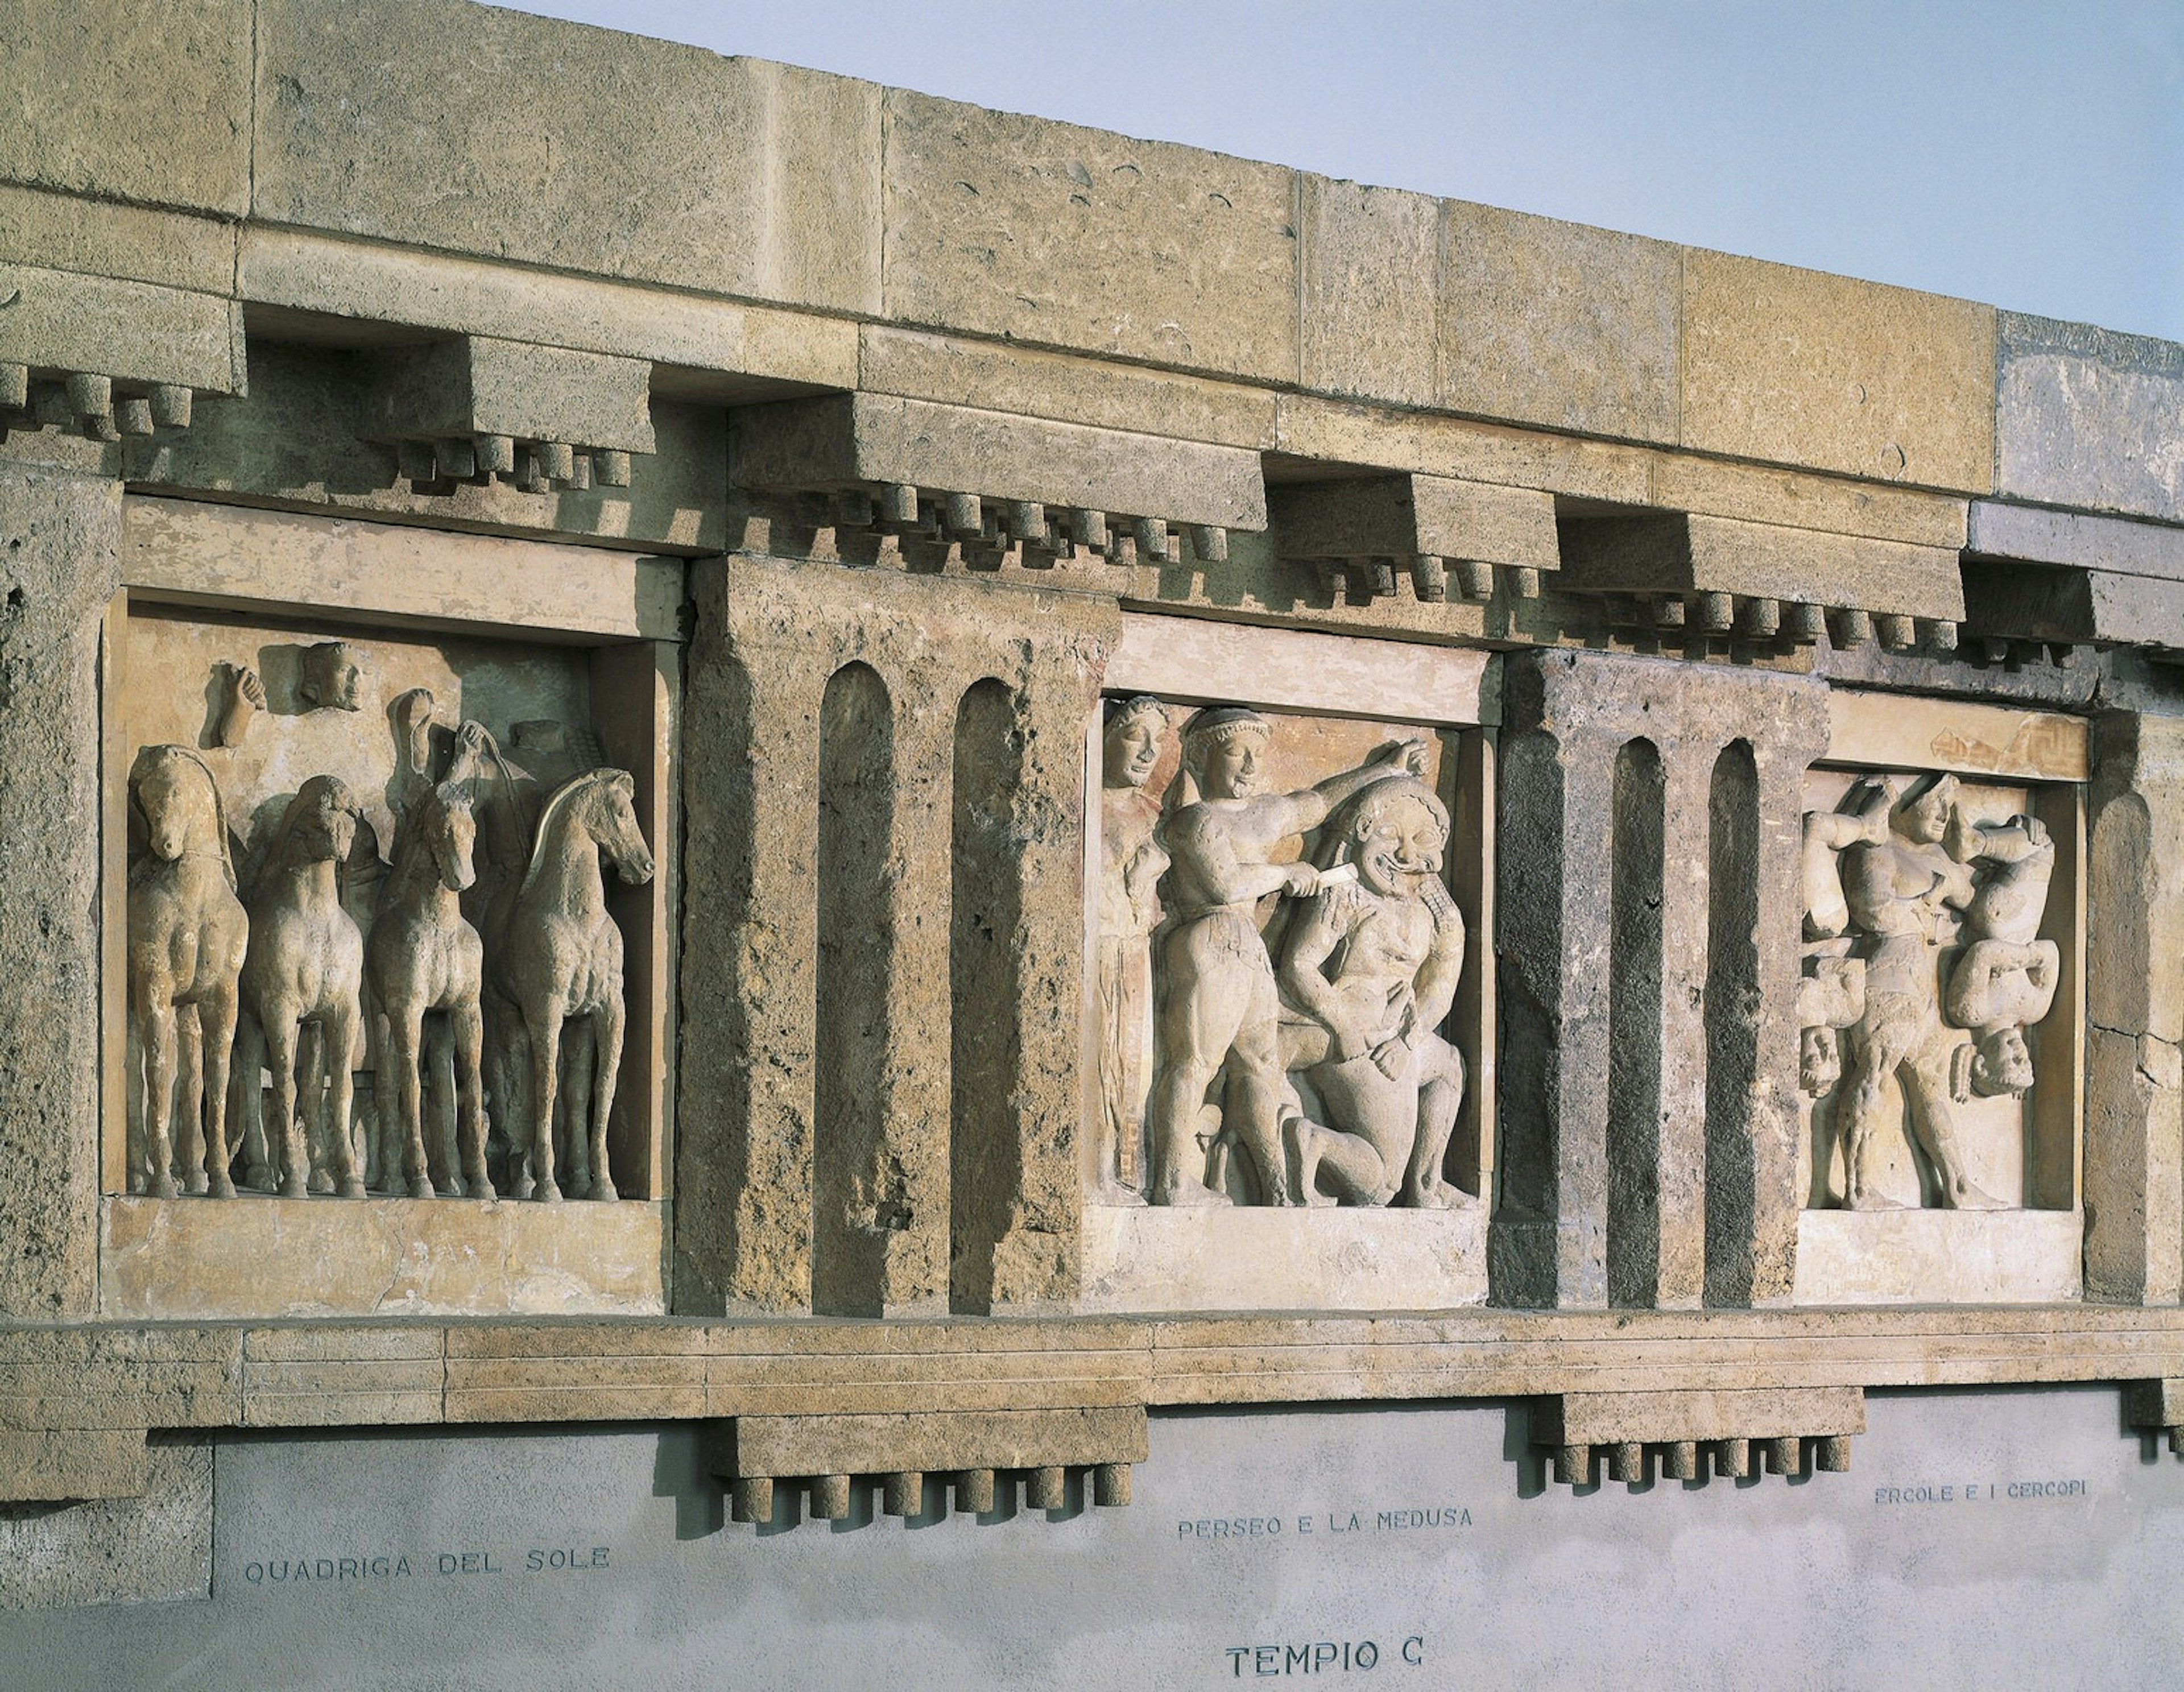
[504,1,2183,345]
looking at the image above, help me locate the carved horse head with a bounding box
[521,769,653,895]
[398,781,479,895]
[130,744,235,888]
[261,775,362,879]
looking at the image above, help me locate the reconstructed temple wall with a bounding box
[7,0,2184,1669]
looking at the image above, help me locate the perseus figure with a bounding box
[1145,708,1427,1206]
[1094,696,1170,1201]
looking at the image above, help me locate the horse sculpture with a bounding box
[497,768,653,1202]
[128,745,249,1198]
[235,776,367,1199]
[366,781,490,1199]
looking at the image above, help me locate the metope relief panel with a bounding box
[1082,688,1491,1315]
[103,600,673,1319]
[1797,766,2079,1231]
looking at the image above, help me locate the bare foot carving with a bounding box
[213,661,265,748]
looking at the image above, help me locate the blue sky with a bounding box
[504,1,2183,344]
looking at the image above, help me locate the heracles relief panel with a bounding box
[1797,766,2074,1212]
[114,606,660,1207]
[1091,697,1478,1210]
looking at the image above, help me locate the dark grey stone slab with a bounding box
[1970,500,2184,582]
[0,1389,2179,1688]
[1997,313,2184,524]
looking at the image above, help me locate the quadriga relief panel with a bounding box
[1091,698,1480,1219]
[1796,767,2076,1218]
[104,600,671,1318]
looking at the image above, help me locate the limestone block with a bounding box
[2084,1027,2183,1306]
[1491,650,1825,1310]
[1996,313,2184,524]
[1275,394,1653,507]
[732,393,1267,531]
[1299,177,1439,408]
[0,262,242,395]
[147,344,726,553]
[0,0,249,216]
[1793,1209,2085,1305]
[1078,1209,1486,1314]
[100,1197,667,1321]
[1649,455,1968,551]
[1536,1388,1864,1446]
[255,0,881,313]
[359,338,655,456]
[241,1327,444,1429]
[883,89,1298,384]
[725,1407,1148,1477]
[0,1429,148,1503]
[1562,511,1965,623]
[0,1326,243,1434]
[679,557,1119,1314]
[1962,559,2184,652]
[1270,474,1559,573]
[0,462,118,1318]
[858,328,1279,452]
[442,1325,708,1425]
[0,184,233,297]
[0,1437,209,1610]
[1441,201,1681,445]
[1682,249,1996,491]
[1970,501,2184,584]
[244,231,859,395]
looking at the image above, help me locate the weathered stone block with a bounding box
[883,89,1298,384]
[0,1429,147,1503]
[0,0,249,216]
[1649,455,1968,551]
[255,0,881,313]
[1536,1387,1865,1445]
[359,337,656,455]
[1273,394,1654,506]
[1682,250,1996,491]
[1078,1209,1486,1314]
[726,1406,1147,1476]
[1997,313,2184,524]
[0,262,242,395]
[1970,500,2184,583]
[0,183,233,297]
[1561,511,1966,621]
[0,461,118,1319]
[0,1437,208,1610]
[1794,1210,2086,1305]
[1441,201,1681,444]
[1299,176,1439,408]
[731,392,1267,529]
[1270,473,1559,571]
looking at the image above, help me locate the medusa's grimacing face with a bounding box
[1352,791,1446,898]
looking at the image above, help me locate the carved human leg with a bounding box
[1400,1037,1470,1209]
[1903,1040,2007,1211]
[588,995,625,1203]
[1840,1020,1913,1211]
[1147,920,1253,1205]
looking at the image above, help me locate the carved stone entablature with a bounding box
[0,260,244,446]
[358,336,655,494]
[1269,472,1558,605]
[1963,500,2184,656]
[1534,1389,1866,1487]
[1561,510,1965,652]
[729,391,1263,566]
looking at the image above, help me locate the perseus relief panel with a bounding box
[1792,696,2087,1304]
[1078,618,1494,1313]
[99,500,679,1319]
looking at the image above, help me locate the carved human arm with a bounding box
[1401,879,1467,1040]
[1167,808,1320,907]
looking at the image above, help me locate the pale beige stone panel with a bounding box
[1826,692,2088,781]
[1793,1209,2083,1304]
[1647,455,1970,551]
[1300,176,1440,408]
[99,1197,667,1319]
[1441,201,1682,444]
[0,0,250,216]
[1078,1209,1488,1314]
[1106,616,1493,726]
[858,327,1279,452]
[254,0,882,313]
[883,89,1299,384]
[1682,250,1997,490]
[730,1406,1148,1475]
[1274,395,1654,506]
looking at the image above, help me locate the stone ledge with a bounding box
[1792,1207,2084,1306]
[100,1195,666,1321]
[1077,1205,1489,1315]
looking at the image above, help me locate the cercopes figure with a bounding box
[497,769,653,1202]
[1145,709,1427,1206]
[1279,774,1469,1208]
[127,745,249,1198]
[367,781,489,1199]
[1838,776,2003,1210]
[1094,695,1169,1201]
[237,776,367,1198]
[1943,813,2060,1099]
